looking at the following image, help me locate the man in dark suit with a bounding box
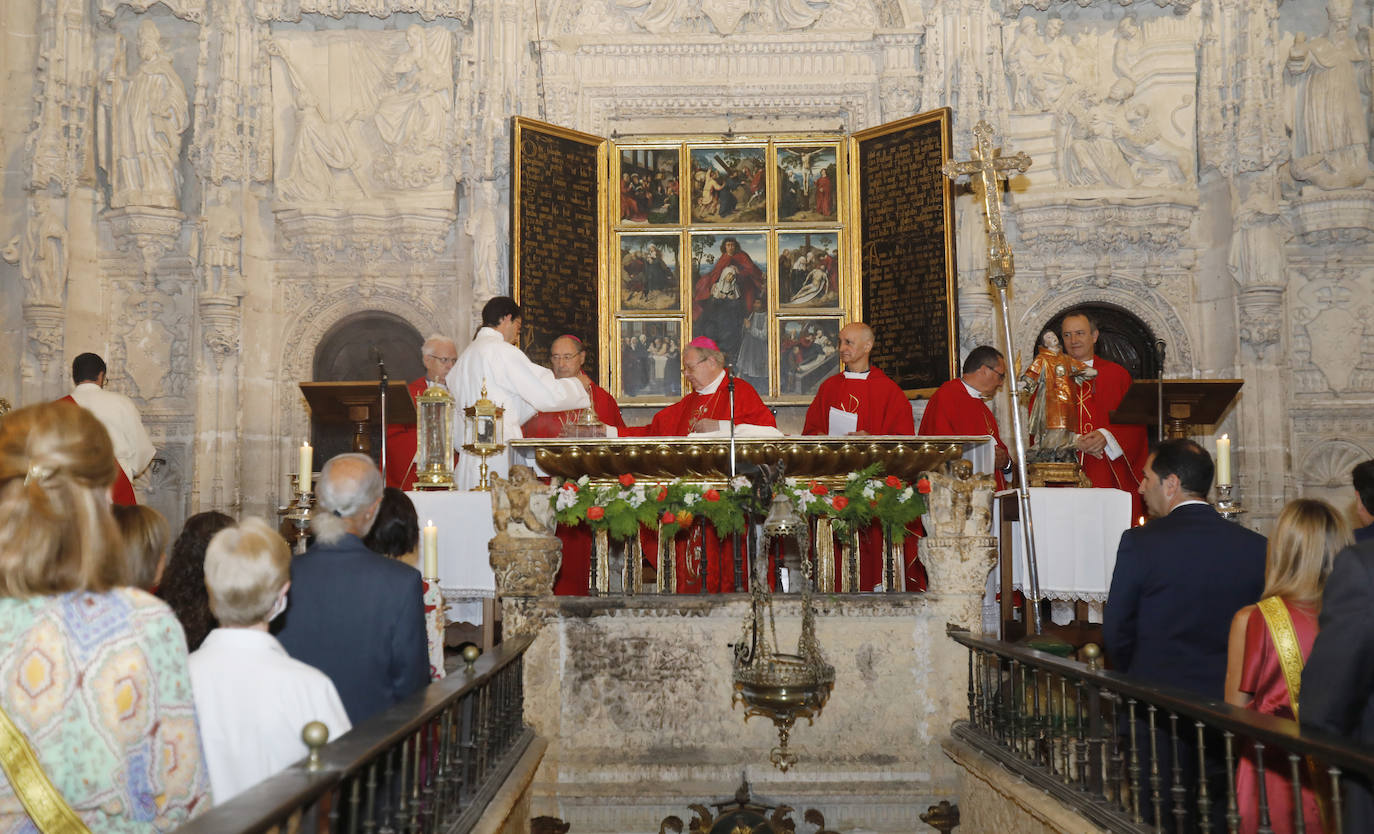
[1350,458,1374,542]
[277,453,430,725]
[1103,438,1267,828]
[1300,538,1374,832]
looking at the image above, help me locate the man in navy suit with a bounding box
[277,453,430,726]
[1300,538,1374,832]
[1104,438,1266,828]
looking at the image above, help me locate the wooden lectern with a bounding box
[300,381,416,455]
[1112,379,1243,439]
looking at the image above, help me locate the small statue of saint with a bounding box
[1020,330,1097,461]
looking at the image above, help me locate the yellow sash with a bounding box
[1255,596,1332,831]
[0,699,92,833]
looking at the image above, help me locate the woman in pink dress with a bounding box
[1224,498,1351,834]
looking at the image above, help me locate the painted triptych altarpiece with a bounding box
[511,110,957,406]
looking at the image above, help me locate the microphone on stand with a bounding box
[371,345,390,472]
[1153,339,1166,442]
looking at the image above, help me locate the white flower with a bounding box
[683,492,699,506]
[861,485,876,500]
[785,477,799,487]
[900,486,914,501]
[576,475,591,487]
[730,476,750,491]
[796,490,815,510]
[625,485,646,508]
[555,489,578,511]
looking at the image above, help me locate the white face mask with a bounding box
[267,589,289,623]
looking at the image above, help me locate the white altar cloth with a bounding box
[986,487,1133,629]
[406,490,496,625]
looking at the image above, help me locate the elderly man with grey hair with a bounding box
[386,333,459,489]
[276,453,430,724]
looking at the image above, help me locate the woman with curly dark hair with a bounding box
[157,510,234,651]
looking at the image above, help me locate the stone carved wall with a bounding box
[0,0,1370,533]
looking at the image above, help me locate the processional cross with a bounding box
[941,121,1049,637]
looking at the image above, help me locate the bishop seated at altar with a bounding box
[521,334,626,438]
[621,336,781,438]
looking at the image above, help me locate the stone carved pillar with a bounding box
[1230,172,1291,529]
[918,460,998,632]
[21,304,67,400]
[487,466,562,638]
[192,294,243,512]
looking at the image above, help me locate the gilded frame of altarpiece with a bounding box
[511,109,958,408]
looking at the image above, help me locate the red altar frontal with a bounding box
[510,435,990,595]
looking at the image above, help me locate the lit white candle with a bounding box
[422,520,439,578]
[298,442,313,495]
[1216,434,1231,485]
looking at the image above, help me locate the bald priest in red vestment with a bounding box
[385,335,458,490]
[521,335,626,439]
[624,337,780,593]
[918,345,1013,490]
[523,334,626,596]
[1059,310,1147,516]
[802,322,914,436]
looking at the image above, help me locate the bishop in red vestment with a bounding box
[1060,312,1147,517]
[385,335,458,490]
[802,323,914,436]
[522,335,629,595]
[624,337,780,592]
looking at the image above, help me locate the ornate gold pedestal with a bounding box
[1026,461,1091,488]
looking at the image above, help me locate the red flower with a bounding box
[885,475,903,488]
[587,506,605,520]
[678,511,694,527]
[656,486,668,502]
[869,500,878,509]
[916,478,932,495]
[619,473,636,487]
[705,488,721,502]
[562,481,579,492]
[832,495,849,511]
[809,481,828,496]
[661,511,676,525]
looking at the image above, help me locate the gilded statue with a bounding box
[1020,330,1096,461]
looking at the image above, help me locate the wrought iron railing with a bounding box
[948,628,1374,834]
[174,636,533,834]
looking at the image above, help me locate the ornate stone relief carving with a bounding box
[21,305,66,376]
[1288,187,1374,244]
[189,0,273,186]
[1197,0,1285,176]
[1284,0,1371,192]
[1012,197,1197,257]
[106,207,186,286]
[466,179,508,301]
[266,30,458,262]
[1018,279,1194,373]
[254,0,471,22]
[1004,0,1197,11]
[98,0,204,22]
[110,284,193,404]
[3,195,69,307]
[100,20,191,211]
[1291,266,1371,394]
[192,186,244,297]
[613,0,842,35]
[29,0,95,196]
[1298,439,1373,490]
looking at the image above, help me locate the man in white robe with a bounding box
[447,297,589,490]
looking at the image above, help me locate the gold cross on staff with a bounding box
[941,120,1031,287]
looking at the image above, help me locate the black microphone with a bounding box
[370,345,387,379]
[1154,339,1166,370]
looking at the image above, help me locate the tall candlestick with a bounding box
[298,442,313,495]
[1216,434,1231,485]
[422,521,439,578]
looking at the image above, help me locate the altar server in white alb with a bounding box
[448,296,590,490]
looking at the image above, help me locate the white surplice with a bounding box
[446,327,589,490]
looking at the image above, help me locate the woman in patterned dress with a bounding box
[0,400,211,830]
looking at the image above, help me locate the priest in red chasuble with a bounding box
[624,337,780,592]
[1059,310,1147,517]
[522,334,626,596]
[802,323,922,591]
[802,322,914,436]
[385,334,458,490]
[918,345,1012,490]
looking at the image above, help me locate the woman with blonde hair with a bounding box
[112,503,170,591]
[0,400,209,829]
[1225,497,1351,834]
